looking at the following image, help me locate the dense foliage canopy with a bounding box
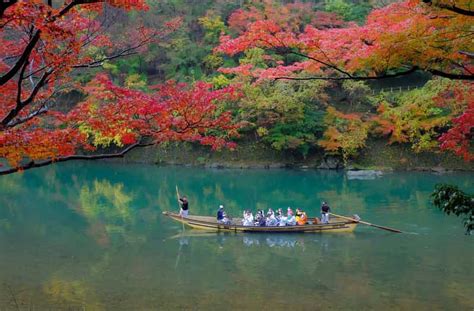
[0,0,241,173]
[0,0,473,174]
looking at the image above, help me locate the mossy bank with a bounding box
[118,138,473,172]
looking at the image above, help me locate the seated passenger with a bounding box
[255,210,266,226]
[286,207,296,226]
[278,209,287,227]
[274,208,283,226]
[242,210,254,226]
[266,210,278,226]
[221,211,231,225]
[297,211,308,226]
[275,208,283,220]
[295,208,303,224]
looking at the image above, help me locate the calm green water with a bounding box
[0,162,473,310]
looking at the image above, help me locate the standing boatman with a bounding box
[217,205,225,223]
[178,196,189,217]
[321,201,330,224]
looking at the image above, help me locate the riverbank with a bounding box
[121,138,473,171]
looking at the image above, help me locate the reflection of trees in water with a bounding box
[80,180,134,223]
[1,165,473,309]
[42,276,103,310]
[79,180,147,245]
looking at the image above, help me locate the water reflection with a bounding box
[346,170,384,180]
[245,235,301,248]
[43,277,103,310]
[78,179,140,246]
[0,162,473,310]
[168,231,351,251]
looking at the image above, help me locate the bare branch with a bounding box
[7,104,49,128]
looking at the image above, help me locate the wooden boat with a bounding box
[162,211,358,233]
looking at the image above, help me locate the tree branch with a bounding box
[423,0,474,16]
[0,141,155,175]
[0,30,40,86]
[16,60,29,105]
[58,0,104,18]
[73,50,138,68]
[0,1,106,86]
[6,104,49,128]
[428,69,474,80]
[285,49,354,78]
[274,66,420,81]
[1,70,51,129]
[0,0,18,19]
[459,50,474,58]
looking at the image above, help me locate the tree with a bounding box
[318,107,369,162]
[438,83,474,161]
[371,79,472,155]
[0,1,241,174]
[216,0,473,160]
[431,184,474,235]
[0,73,241,174]
[216,0,473,81]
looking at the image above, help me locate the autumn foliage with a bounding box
[0,0,473,174]
[318,107,369,162]
[73,74,241,151]
[216,0,473,161]
[438,83,474,161]
[216,0,473,81]
[0,0,240,173]
[0,71,241,169]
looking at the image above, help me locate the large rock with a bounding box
[347,170,383,180]
[318,156,343,169]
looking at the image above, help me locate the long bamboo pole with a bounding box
[329,212,403,233]
[176,185,185,231]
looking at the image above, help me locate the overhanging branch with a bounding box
[0,0,18,19]
[0,141,155,175]
[274,66,420,81]
[423,0,474,16]
[428,69,474,80]
[0,31,40,86]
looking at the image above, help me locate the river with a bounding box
[0,162,472,310]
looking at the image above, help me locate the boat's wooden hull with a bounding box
[162,211,358,233]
